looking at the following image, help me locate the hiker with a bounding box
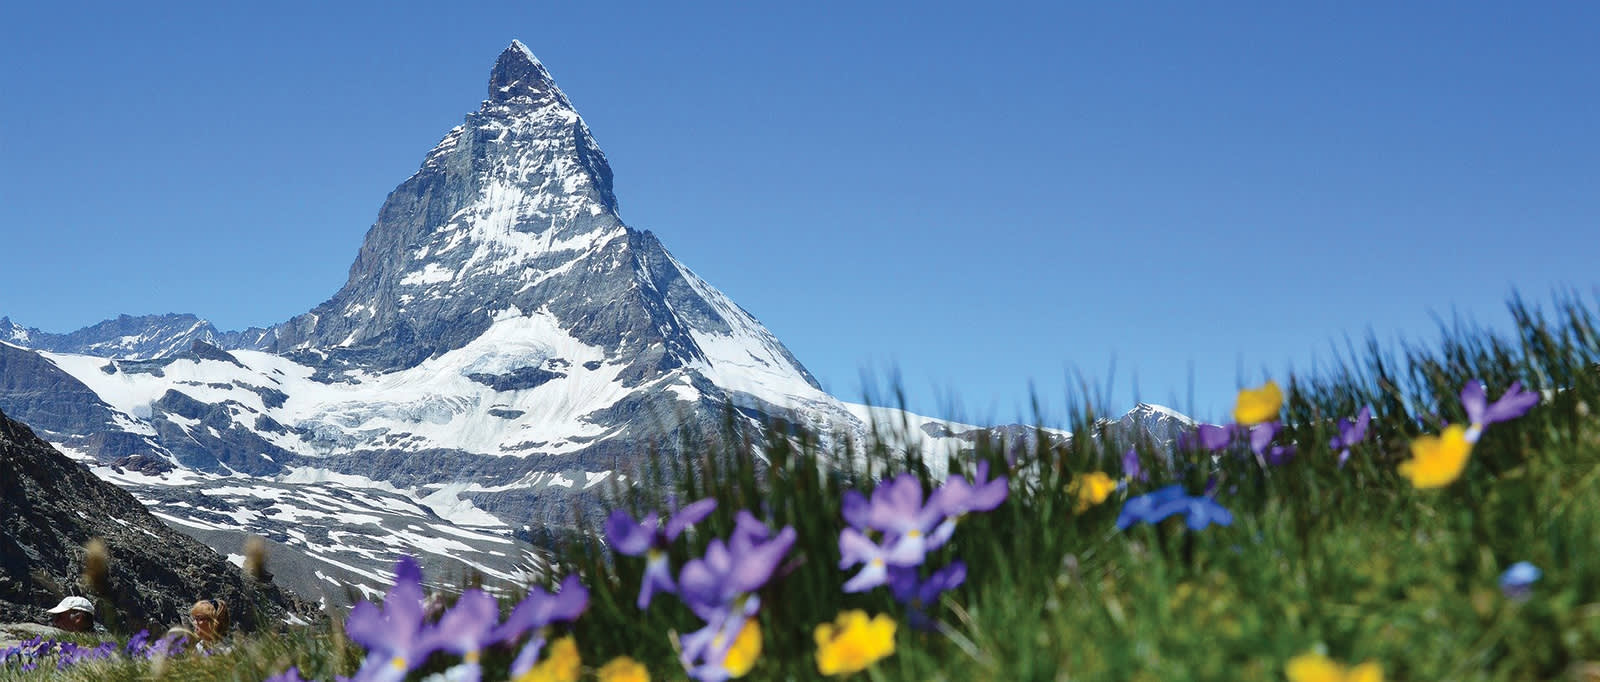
[189,599,230,646]
[45,596,95,633]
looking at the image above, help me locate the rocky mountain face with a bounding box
[0,314,270,360]
[0,406,315,631]
[0,42,1187,605]
[1099,402,1197,448]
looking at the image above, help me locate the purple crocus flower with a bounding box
[124,630,151,657]
[1121,448,1146,483]
[679,596,761,682]
[1462,380,1540,443]
[144,631,189,660]
[856,474,955,566]
[605,497,716,608]
[1181,423,1236,451]
[345,556,435,682]
[678,524,796,622]
[1329,406,1372,466]
[420,589,501,682]
[1115,484,1234,531]
[674,517,794,682]
[1248,422,1296,466]
[493,573,589,677]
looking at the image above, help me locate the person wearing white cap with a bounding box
[45,596,95,633]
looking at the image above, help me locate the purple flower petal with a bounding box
[843,559,889,592]
[1483,381,1539,423]
[605,510,658,556]
[664,498,717,540]
[841,490,871,529]
[508,636,545,678]
[425,589,499,656]
[730,510,774,550]
[493,574,588,643]
[638,552,676,609]
[920,561,967,605]
[1121,448,1145,482]
[1353,405,1372,439]
[728,526,795,593]
[1462,380,1489,425]
[1248,422,1279,456]
[1196,423,1235,450]
[837,528,881,569]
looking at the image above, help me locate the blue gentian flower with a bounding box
[1499,561,1542,600]
[1115,484,1233,531]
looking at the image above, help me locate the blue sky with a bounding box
[1,2,1596,424]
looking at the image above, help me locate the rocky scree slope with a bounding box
[0,406,316,631]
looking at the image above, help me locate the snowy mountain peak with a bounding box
[489,40,570,108]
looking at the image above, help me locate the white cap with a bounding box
[46,596,94,615]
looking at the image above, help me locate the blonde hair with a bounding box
[189,599,230,640]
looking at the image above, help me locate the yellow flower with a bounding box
[514,635,581,682]
[1069,471,1118,513]
[1234,380,1283,425]
[814,610,896,676]
[597,655,650,682]
[1286,651,1383,682]
[722,619,762,678]
[1398,424,1473,489]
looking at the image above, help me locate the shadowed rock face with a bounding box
[0,407,316,632]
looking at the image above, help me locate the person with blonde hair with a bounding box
[189,599,230,647]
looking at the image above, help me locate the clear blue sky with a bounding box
[2,2,1596,424]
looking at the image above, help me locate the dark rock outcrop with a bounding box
[0,407,316,631]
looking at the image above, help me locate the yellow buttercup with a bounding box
[1399,424,1473,489]
[1234,380,1283,425]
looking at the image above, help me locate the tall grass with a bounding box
[10,294,1600,681]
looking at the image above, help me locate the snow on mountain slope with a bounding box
[70,445,548,603]
[42,306,689,460]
